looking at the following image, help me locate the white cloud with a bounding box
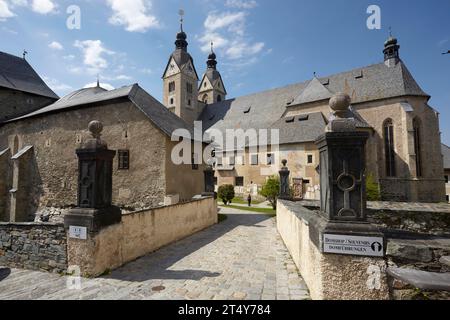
[63,54,75,60]
[140,68,152,75]
[226,41,264,59]
[107,0,159,32]
[225,0,258,10]
[84,82,115,91]
[0,0,15,21]
[43,76,73,93]
[74,40,115,74]
[48,41,63,50]
[31,0,56,14]
[204,11,246,35]
[199,10,265,64]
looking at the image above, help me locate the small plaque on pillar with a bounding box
[69,226,87,240]
[323,234,384,257]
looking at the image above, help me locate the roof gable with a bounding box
[292,77,333,105]
[4,84,195,140]
[442,144,450,169]
[0,51,59,99]
[162,49,199,80]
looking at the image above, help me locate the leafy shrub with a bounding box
[260,176,280,210]
[366,173,381,201]
[218,185,235,205]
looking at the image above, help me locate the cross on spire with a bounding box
[179,9,184,32]
[211,41,214,53]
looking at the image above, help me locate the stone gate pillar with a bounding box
[279,159,291,200]
[202,160,216,197]
[64,121,121,233]
[315,92,384,241]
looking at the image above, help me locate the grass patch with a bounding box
[218,214,228,223]
[222,204,276,216]
[229,197,265,205]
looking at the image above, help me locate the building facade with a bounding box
[168,34,445,203]
[0,83,205,222]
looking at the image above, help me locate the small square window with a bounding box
[169,81,175,93]
[250,154,259,166]
[267,153,274,165]
[235,177,244,187]
[307,155,313,164]
[118,150,130,170]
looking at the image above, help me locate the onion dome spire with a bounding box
[383,27,400,65]
[175,9,188,51]
[207,42,217,70]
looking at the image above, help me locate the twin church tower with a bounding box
[162,14,227,124]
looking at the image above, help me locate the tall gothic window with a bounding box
[169,81,175,93]
[187,83,193,94]
[383,119,396,177]
[413,118,422,177]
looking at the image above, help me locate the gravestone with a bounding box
[64,121,121,234]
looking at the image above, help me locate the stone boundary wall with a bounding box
[298,200,450,235]
[277,200,390,300]
[67,196,217,277]
[0,222,67,273]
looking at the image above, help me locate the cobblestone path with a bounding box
[0,207,310,300]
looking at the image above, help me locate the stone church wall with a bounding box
[0,222,67,273]
[0,88,56,123]
[0,101,168,220]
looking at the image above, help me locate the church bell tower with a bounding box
[162,10,199,124]
[198,43,227,104]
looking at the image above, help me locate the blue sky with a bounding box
[1,0,449,144]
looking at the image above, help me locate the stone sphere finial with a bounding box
[329,92,351,117]
[282,159,288,167]
[88,120,103,139]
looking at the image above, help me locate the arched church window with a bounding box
[202,94,208,104]
[217,95,222,102]
[413,117,422,177]
[169,81,175,93]
[383,119,396,177]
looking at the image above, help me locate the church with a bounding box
[161,22,446,203]
[0,18,447,224]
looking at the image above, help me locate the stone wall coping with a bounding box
[124,196,214,216]
[297,199,450,214]
[0,147,10,157]
[0,222,64,227]
[278,199,385,253]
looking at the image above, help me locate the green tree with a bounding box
[218,185,235,205]
[366,173,381,201]
[260,176,280,210]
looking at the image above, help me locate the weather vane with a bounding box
[211,41,214,53]
[179,9,185,31]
